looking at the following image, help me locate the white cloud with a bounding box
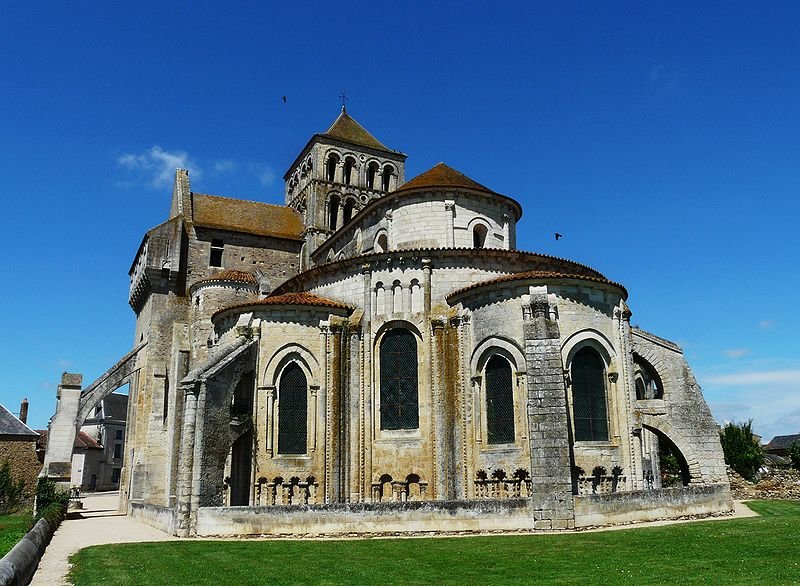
[118,146,199,188]
[213,160,236,174]
[705,370,800,386]
[703,368,800,439]
[246,163,276,186]
[758,319,776,330]
[723,348,750,359]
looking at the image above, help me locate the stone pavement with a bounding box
[30,491,177,586]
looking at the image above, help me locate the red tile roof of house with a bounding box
[213,291,352,319]
[447,270,627,302]
[193,270,259,287]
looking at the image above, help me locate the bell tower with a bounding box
[283,107,407,267]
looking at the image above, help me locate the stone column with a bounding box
[262,386,275,456]
[310,385,319,452]
[422,258,432,313]
[445,201,455,247]
[524,289,575,530]
[176,381,199,537]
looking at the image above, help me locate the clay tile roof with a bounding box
[395,162,497,195]
[253,292,351,310]
[321,110,392,152]
[74,431,103,450]
[192,193,303,240]
[194,269,259,287]
[447,270,627,302]
[213,291,352,319]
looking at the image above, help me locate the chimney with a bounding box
[19,398,29,424]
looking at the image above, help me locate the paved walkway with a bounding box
[31,491,177,586]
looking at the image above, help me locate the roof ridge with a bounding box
[192,192,291,211]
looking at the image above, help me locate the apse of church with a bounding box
[100,107,732,537]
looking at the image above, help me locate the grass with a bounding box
[68,501,800,585]
[0,513,31,557]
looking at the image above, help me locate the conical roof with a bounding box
[320,109,392,152]
[395,162,497,195]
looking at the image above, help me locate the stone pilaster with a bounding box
[524,290,575,530]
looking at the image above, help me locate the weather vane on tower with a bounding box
[339,91,348,113]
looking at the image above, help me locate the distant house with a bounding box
[79,393,128,491]
[0,400,41,501]
[36,430,105,490]
[764,434,800,457]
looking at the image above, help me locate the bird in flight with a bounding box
[554,233,563,240]
[282,96,287,103]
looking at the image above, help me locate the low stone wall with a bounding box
[574,484,733,528]
[129,502,176,535]
[195,498,532,536]
[0,518,55,586]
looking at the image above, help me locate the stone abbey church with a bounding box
[45,108,731,536]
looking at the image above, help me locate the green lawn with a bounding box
[68,501,800,585]
[0,513,31,557]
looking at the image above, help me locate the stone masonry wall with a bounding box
[0,438,41,502]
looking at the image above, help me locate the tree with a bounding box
[719,420,764,482]
[789,441,800,471]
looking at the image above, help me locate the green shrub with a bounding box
[34,477,69,526]
[0,460,25,515]
[720,420,764,482]
[789,441,800,471]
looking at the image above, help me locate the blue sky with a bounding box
[1,2,798,440]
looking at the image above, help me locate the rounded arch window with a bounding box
[366,162,380,189]
[485,355,515,444]
[278,363,307,455]
[381,165,394,191]
[342,198,356,224]
[328,194,341,230]
[326,154,340,182]
[473,224,488,249]
[571,347,609,441]
[343,157,356,185]
[379,329,419,430]
[375,232,389,253]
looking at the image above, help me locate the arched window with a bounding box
[366,162,379,188]
[278,363,307,454]
[381,165,394,191]
[343,157,356,185]
[635,378,646,401]
[342,199,355,224]
[473,224,488,248]
[485,355,515,444]
[571,347,609,441]
[326,154,339,182]
[375,232,388,253]
[380,329,419,430]
[328,195,340,231]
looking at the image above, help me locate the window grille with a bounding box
[485,355,515,444]
[380,329,419,430]
[571,348,609,441]
[278,364,307,454]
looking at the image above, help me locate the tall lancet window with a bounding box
[485,355,515,444]
[571,347,609,441]
[278,363,307,454]
[380,329,419,430]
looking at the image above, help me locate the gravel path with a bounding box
[31,491,177,586]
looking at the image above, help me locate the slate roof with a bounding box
[192,193,304,241]
[764,433,800,452]
[0,404,38,438]
[394,162,497,195]
[321,110,393,153]
[103,393,128,421]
